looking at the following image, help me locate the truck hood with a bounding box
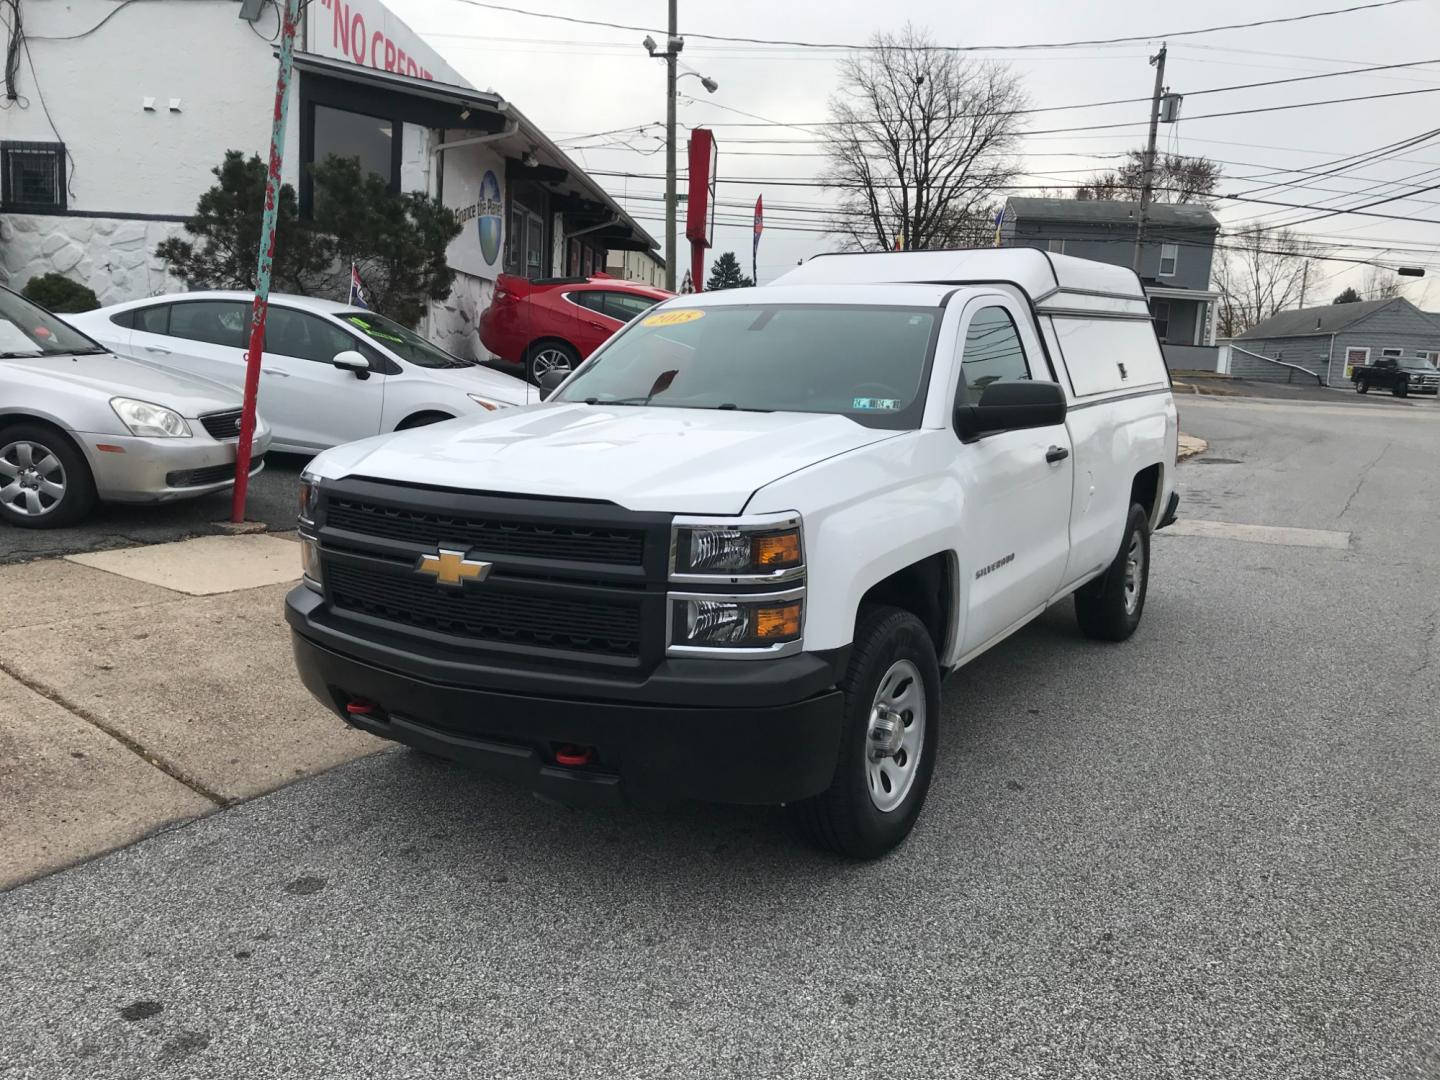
[1,351,243,418]
[309,404,904,514]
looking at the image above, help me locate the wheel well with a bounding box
[525,336,577,359]
[396,411,454,430]
[857,552,953,656]
[0,413,79,447]
[1132,464,1162,523]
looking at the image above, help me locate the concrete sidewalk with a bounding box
[0,535,380,890]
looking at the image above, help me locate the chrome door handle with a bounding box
[1045,445,1070,464]
[143,345,171,355]
[262,368,290,377]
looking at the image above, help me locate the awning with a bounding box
[290,53,658,254]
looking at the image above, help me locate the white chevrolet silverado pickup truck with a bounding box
[287,249,1179,858]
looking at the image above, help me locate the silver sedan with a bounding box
[0,286,271,528]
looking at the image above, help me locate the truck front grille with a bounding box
[326,496,645,567]
[326,562,642,657]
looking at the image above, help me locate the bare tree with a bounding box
[1362,266,1404,300]
[822,26,1026,251]
[1214,227,1323,337]
[1075,150,1221,205]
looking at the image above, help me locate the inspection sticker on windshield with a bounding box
[853,397,900,411]
[642,309,705,327]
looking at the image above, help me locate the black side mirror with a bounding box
[537,368,568,401]
[954,380,1066,442]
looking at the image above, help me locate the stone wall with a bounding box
[428,270,496,362]
[0,214,184,305]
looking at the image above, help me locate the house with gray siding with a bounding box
[1001,197,1221,370]
[1230,297,1440,386]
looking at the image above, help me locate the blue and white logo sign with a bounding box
[477,169,503,265]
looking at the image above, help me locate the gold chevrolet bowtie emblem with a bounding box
[416,548,493,588]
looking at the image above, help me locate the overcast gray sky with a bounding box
[392,0,1440,303]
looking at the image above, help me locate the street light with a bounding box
[642,5,718,292]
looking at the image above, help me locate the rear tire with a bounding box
[791,605,940,859]
[1355,380,1368,394]
[525,340,579,385]
[0,424,96,529]
[1074,503,1151,642]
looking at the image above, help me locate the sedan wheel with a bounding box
[0,426,96,528]
[526,342,579,385]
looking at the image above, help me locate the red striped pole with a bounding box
[231,0,304,523]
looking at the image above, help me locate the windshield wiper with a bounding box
[583,397,651,406]
[42,347,108,356]
[716,403,772,413]
[0,350,43,358]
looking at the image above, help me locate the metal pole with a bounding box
[231,0,303,523]
[1299,261,1309,307]
[1132,43,1166,274]
[664,0,678,291]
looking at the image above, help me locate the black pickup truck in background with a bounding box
[1352,355,1440,397]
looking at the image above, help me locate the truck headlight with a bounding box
[299,533,323,593]
[670,593,803,650]
[671,515,803,580]
[298,471,321,525]
[110,397,191,438]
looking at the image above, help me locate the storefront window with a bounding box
[313,105,395,185]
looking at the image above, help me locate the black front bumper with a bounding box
[287,587,845,806]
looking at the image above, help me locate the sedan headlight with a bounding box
[110,397,191,438]
[671,515,803,580]
[670,592,803,650]
[467,394,511,411]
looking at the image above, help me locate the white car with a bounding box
[70,292,532,453]
[286,248,1179,858]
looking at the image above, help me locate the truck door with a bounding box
[951,300,1074,656]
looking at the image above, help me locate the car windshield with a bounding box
[552,303,941,430]
[1401,357,1436,371]
[0,288,106,357]
[337,309,474,369]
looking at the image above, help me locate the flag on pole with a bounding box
[348,263,370,309]
[679,269,695,294]
[992,207,1006,247]
[752,195,764,284]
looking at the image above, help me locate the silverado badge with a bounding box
[416,548,493,588]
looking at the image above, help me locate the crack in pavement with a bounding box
[1336,441,1391,521]
[0,655,228,808]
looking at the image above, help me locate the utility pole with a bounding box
[1132,43,1167,275]
[664,0,678,291]
[1299,261,1309,307]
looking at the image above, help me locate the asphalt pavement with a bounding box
[3,395,1439,1079]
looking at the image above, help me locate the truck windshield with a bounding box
[552,303,940,429]
[1401,358,1436,371]
[0,288,106,358]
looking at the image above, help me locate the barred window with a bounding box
[1,142,66,211]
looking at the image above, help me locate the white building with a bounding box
[605,249,667,288]
[0,0,658,359]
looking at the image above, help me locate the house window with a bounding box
[1343,347,1369,378]
[1048,239,1066,254]
[1159,243,1178,277]
[1381,348,1403,358]
[504,200,545,278]
[1,142,66,211]
[1150,299,1171,341]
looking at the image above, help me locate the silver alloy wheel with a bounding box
[865,659,926,813]
[0,440,67,518]
[530,347,573,381]
[1123,529,1144,615]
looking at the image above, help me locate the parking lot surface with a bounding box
[2,393,1438,1079]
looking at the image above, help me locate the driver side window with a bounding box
[265,307,363,366]
[957,306,1030,404]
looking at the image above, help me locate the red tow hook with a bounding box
[345,699,377,717]
[554,745,596,767]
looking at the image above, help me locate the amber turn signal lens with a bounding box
[753,530,801,568]
[754,602,802,640]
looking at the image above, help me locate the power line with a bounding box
[442,0,1412,53]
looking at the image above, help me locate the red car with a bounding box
[480,274,672,383]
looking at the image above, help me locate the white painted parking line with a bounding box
[1159,519,1351,549]
[66,534,301,595]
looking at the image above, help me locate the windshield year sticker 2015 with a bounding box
[853,397,900,411]
[642,309,705,327]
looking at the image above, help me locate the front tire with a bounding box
[791,605,940,859]
[0,424,96,529]
[1074,503,1151,641]
[1393,380,1409,398]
